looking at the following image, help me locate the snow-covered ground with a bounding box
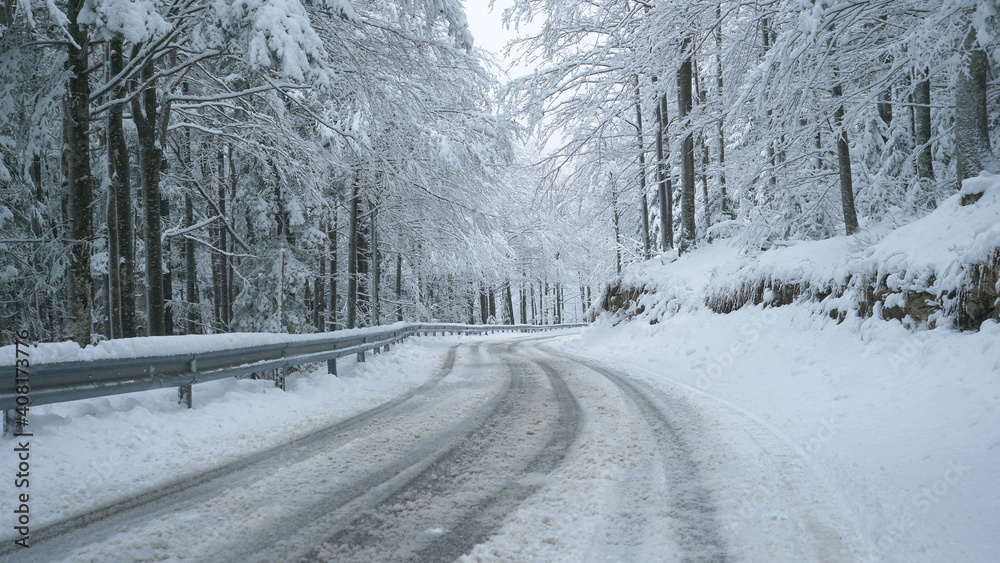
[1,318,996,561]
[0,339,447,533]
[571,174,1000,561]
[552,308,999,561]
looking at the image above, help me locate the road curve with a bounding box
[8,335,736,562]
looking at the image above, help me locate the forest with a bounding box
[1,0,998,346]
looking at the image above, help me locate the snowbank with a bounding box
[559,308,1000,561]
[0,338,452,537]
[582,174,1000,560]
[603,173,1000,330]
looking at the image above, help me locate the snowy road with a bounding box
[4,334,867,562]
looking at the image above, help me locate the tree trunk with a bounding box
[504,284,515,325]
[107,40,136,338]
[467,285,476,325]
[370,200,379,325]
[954,28,999,185]
[211,212,221,331]
[356,198,370,325]
[610,174,622,274]
[316,229,326,331]
[479,287,488,324]
[530,283,537,324]
[832,74,859,235]
[715,2,730,219]
[227,145,236,325]
[677,41,696,251]
[656,87,673,251]
[693,58,712,232]
[520,279,527,324]
[66,0,93,345]
[633,76,651,259]
[162,193,173,335]
[488,287,497,321]
[217,150,229,331]
[184,194,199,334]
[913,71,934,182]
[395,252,403,322]
[329,211,338,330]
[555,283,563,324]
[347,183,360,329]
[132,60,165,336]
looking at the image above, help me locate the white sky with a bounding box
[463,0,540,78]
[464,0,516,56]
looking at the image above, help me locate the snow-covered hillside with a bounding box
[583,174,1000,561]
[603,173,1000,331]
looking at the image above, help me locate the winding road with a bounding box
[5,334,858,562]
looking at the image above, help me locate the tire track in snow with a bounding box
[299,345,582,562]
[560,355,729,562]
[545,343,869,562]
[4,346,461,562]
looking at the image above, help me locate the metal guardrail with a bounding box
[1,323,585,433]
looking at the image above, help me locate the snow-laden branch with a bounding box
[162,215,221,242]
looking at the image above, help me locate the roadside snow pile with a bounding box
[603,173,1000,330]
[0,338,450,535]
[562,307,1000,562]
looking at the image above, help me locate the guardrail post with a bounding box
[178,385,192,408]
[3,409,24,437]
[357,351,366,363]
[275,368,286,391]
[384,342,391,352]
[327,358,337,376]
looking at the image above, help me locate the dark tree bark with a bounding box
[217,150,229,331]
[468,285,476,325]
[131,59,166,336]
[878,90,893,129]
[520,279,527,324]
[558,284,565,324]
[328,211,338,330]
[488,287,497,321]
[369,200,379,325]
[832,74,859,235]
[356,198,370,325]
[395,252,403,322]
[633,76,651,259]
[107,39,137,338]
[655,85,673,251]
[162,192,173,335]
[184,194,199,334]
[316,230,326,331]
[66,0,94,345]
[913,71,934,182]
[504,283,515,325]
[479,287,488,324]
[677,40,697,251]
[530,283,537,324]
[955,28,999,185]
[716,2,730,219]
[227,145,236,324]
[347,183,360,329]
[610,173,622,274]
[693,58,712,232]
